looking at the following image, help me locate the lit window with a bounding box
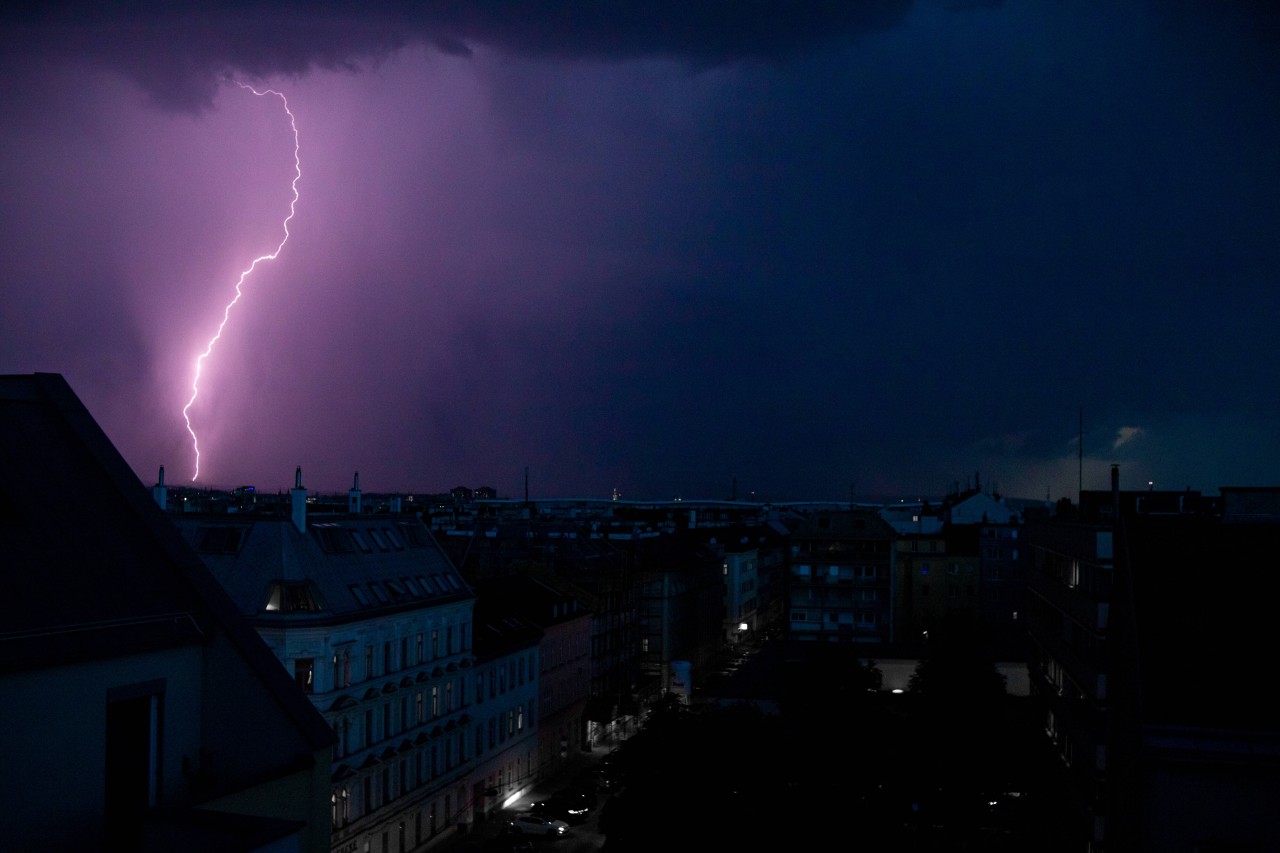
[266,582,322,612]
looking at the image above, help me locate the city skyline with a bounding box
[3,1,1279,502]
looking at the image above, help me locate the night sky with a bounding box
[3,1,1279,502]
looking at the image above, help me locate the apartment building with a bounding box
[1025,468,1280,851]
[170,471,481,853]
[788,509,897,644]
[474,573,592,784]
[466,596,541,822]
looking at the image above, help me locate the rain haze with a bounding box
[3,1,1279,502]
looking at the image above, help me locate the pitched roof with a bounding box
[0,372,333,747]
[172,512,473,621]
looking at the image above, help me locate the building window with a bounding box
[295,658,314,693]
[266,582,322,612]
[332,650,352,689]
[105,681,163,841]
[332,787,350,828]
[432,686,440,718]
[365,645,374,681]
[416,691,425,724]
[432,629,440,659]
[416,633,424,665]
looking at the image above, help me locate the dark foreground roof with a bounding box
[0,372,333,748]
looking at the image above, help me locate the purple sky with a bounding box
[3,1,1279,502]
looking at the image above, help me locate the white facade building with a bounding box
[172,471,490,853]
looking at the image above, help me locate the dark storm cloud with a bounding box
[2,0,910,111]
[5,0,1280,501]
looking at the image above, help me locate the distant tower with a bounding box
[291,467,307,533]
[152,465,167,511]
[348,471,362,514]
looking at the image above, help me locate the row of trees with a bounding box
[600,614,1070,850]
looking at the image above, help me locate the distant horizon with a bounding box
[151,476,1250,507]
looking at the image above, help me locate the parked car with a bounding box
[527,793,591,824]
[507,813,569,836]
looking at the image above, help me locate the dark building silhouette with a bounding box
[1026,466,1280,851]
[0,373,335,853]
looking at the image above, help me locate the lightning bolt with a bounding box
[182,82,301,481]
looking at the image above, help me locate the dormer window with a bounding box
[265,582,324,612]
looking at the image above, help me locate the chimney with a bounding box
[291,466,307,533]
[349,471,362,514]
[152,465,168,510]
[390,495,402,514]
